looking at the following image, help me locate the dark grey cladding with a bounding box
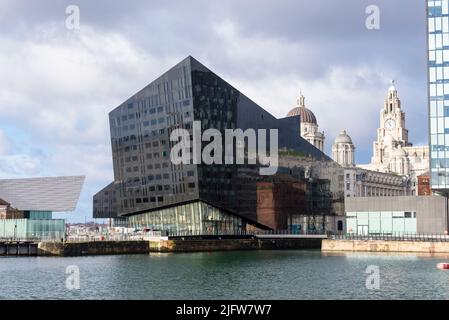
[94,56,343,226]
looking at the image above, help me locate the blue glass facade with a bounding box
[0,219,65,240]
[428,0,449,189]
[25,211,52,220]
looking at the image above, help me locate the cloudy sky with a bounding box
[0,0,428,222]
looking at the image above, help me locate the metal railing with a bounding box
[165,229,329,238]
[66,234,147,242]
[0,237,41,243]
[331,233,449,242]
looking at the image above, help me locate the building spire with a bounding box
[297,90,306,107]
[388,79,397,92]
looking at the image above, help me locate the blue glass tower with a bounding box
[428,0,449,190]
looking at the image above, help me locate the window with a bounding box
[337,220,343,231]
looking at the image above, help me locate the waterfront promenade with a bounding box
[4,232,449,257]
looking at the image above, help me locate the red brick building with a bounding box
[256,175,307,230]
[417,172,431,196]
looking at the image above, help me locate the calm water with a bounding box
[1,250,449,300]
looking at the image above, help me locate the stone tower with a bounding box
[332,130,355,167]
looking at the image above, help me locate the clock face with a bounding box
[385,119,396,130]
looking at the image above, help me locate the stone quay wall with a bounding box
[38,241,150,256]
[322,239,449,254]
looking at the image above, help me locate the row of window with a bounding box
[428,0,448,15]
[431,158,449,168]
[124,170,195,185]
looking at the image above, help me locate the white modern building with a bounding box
[0,176,85,240]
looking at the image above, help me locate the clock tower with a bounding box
[370,80,410,168]
[357,80,429,195]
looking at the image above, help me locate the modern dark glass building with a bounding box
[94,56,345,234]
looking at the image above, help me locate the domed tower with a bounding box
[287,91,325,151]
[332,130,355,167]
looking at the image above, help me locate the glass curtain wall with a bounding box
[128,201,244,235]
[0,219,65,240]
[428,0,449,189]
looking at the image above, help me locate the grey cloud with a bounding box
[0,0,430,219]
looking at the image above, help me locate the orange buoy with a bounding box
[437,263,449,270]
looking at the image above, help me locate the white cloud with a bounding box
[207,20,406,161]
[0,154,41,177]
[0,23,183,219]
[0,9,428,220]
[0,24,182,145]
[0,129,9,155]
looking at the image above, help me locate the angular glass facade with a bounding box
[128,201,245,235]
[94,56,345,233]
[428,0,449,189]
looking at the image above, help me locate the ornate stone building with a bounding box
[332,130,355,167]
[358,81,429,195]
[287,92,325,152]
[332,130,410,198]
